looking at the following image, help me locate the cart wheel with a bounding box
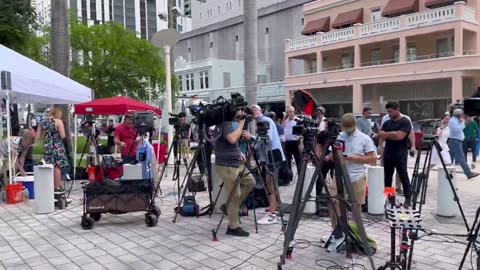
[145,214,158,227]
[81,216,94,230]
[89,213,101,222]
[57,197,66,210]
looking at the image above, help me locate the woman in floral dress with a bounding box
[36,107,68,191]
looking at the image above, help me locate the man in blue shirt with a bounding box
[448,109,479,179]
[242,105,285,225]
[357,107,373,137]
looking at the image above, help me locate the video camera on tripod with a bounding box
[292,115,319,137]
[134,111,154,135]
[187,92,251,127]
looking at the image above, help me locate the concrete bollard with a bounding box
[367,166,385,215]
[34,165,55,214]
[303,166,317,214]
[437,166,457,218]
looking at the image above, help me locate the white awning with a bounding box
[0,45,92,104]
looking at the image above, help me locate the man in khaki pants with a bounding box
[215,111,255,237]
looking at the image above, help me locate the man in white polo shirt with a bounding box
[282,106,302,172]
[337,113,377,215]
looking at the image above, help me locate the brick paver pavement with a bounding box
[1,155,479,270]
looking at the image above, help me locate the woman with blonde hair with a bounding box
[36,107,68,192]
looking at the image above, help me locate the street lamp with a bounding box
[151,29,181,164]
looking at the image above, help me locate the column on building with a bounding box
[452,72,463,103]
[316,50,323,73]
[352,84,363,114]
[454,26,464,56]
[354,44,361,68]
[399,35,407,63]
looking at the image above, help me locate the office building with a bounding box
[34,0,168,40]
[175,0,313,110]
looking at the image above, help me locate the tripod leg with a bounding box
[334,149,376,269]
[279,155,309,264]
[172,147,202,223]
[154,140,176,196]
[271,167,286,231]
[212,172,244,241]
[459,207,480,269]
[251,189,258,233]
[209,183,224,218]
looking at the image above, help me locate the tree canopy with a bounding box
[0,0,37,52]
[70,20,167,100]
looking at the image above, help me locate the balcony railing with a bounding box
[179,82,286,103]
[321,28,355,45]
[288,36,318,51]
[360,17,401,37]
[286,2,477,52]
[406,5,455,27]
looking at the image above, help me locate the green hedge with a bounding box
[32,136,107,155]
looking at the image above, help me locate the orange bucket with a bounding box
[6,183,23,204]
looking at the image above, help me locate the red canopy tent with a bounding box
[74,96,162,116]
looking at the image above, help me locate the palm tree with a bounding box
[243,0,257,105]
[50,0,73,158]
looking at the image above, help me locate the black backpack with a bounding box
[278,161,293,186]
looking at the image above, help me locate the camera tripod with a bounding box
[154,124,190,199]
[279,138,375,269]
[379,137,471,270]
[171,124,215,222]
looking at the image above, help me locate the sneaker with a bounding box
[226,226,249,237]
[257,213,278,225]
[467,172,480,180]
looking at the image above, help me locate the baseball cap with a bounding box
[341,113,357,132]
[317,107,326,114]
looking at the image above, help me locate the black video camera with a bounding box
[200,92,251,127]
[134,111,154,134]
[292,115,319,137]
[256,121,270,137]
[168,112,186,126]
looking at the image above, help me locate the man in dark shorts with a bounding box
[379,102,412,206]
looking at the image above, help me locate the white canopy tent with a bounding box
[0,44,92,184]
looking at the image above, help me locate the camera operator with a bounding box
[282,106,302,173]
[243,105,285,225]
[448,109,479,179]
[114,112,139,163]
[214,110,255,237]
[337,114,376,215]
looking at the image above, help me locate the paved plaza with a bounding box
[0,156,479,270]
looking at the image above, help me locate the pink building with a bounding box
[285,0,480,119]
